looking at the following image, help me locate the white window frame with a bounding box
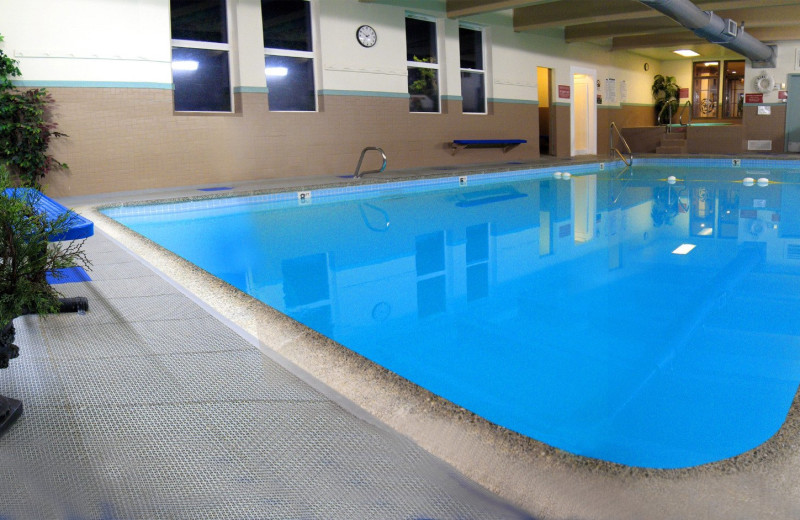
[406,12,441,114]
[263,0,318,112]
[170,1,234,114]
[459,22,486,115]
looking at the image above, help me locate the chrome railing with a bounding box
[657,100,675,132]
[678,100,693,126]
[609,122,633,166]
[354,146,387,179]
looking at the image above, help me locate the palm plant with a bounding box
[652,74,680,124]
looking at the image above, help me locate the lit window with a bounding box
[262,0,316,112]
[170,0,232,112]
[459,25,485,114]
[406,15,439,113]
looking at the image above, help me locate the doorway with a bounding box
[786,74,800,153]
[571,67,597,156]
[537,67,554,156]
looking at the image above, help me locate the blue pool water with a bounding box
[103,160,800,469]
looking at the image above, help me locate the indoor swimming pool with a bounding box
[101,159,800,469]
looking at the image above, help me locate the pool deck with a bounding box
[4,154,800,519]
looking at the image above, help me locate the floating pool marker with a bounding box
[562,172,572,179]
[743,177,755,186]
[757,177,769,187]
[667,175,677,184]
[553,171,563,179]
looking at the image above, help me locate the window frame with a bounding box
[262,0,318,113]
[170,1,234,114]
[458,22,487,115]
[406,12,441,114]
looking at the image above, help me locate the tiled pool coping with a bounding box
[74,155,800,519]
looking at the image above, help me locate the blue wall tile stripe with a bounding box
[319,89,410,99]
[13,80,174,90]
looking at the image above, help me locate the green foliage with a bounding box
[651,74,680,124]
[409,56,438,95]
[0,163,89,327]
[0,33,67,189]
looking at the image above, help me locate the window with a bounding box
[459,25,485,114]
[171,0,232,112]
[692,61,719,119]
[406,15,439,113]
[722,60,745,119]
[262,0,316,111]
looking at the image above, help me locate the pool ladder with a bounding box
[354,147,387,179]
[609,122,633,166]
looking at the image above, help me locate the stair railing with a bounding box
[609,122,633,166]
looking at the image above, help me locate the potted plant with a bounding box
[652,74,680,124]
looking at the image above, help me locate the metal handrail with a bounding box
[678,100,693,126]
[609,122,633,166]
[657,99,675,131]
[354,146,387,179]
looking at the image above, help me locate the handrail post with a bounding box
[609,122,633,167]
[354,147,387,179]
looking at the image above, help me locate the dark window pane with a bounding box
[171,0,227,43]
[405,17,437,63]
[466,223,489,263]
[172,47,231,112]
[266,55,315,111]
[459,27,483,70]
[408,67,439,113]
[417,276,446,317]
[467,263,488,301]
[415,232,444,275]
[262,0,312,51]
[461,71,485,113]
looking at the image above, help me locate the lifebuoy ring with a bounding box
[754,72,775,93]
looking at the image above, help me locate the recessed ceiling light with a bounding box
[672,244,696,255]
[674,49,700,57]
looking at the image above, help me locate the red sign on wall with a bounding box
[745,93,764,103]
[679,88,689,99]
[558,85,570,99]
[779,90,788,100]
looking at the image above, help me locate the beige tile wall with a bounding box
[43,88,542,197]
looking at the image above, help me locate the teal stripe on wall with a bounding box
[13,80,173,89]
[552,101,571,107]
[442,95,463,101]
[489,98,538,105]
[744,102,786,107]
[319,89,409,99]
[234,86,269,94]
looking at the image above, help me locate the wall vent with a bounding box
[786,244,800,260]
[748,140,772,151]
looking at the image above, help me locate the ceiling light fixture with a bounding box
[674,49,700,57]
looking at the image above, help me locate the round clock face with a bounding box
[357,25,377,48]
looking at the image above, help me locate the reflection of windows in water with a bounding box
[281,253,332,336]
[651,186,686,227]
[416,232,446,317]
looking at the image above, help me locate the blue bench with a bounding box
[4,188,94,241]
[450,139,527,155]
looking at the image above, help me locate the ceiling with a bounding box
[441,0,800,61]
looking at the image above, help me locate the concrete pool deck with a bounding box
[4,155,800,519]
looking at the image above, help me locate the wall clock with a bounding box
[357,25,377,48]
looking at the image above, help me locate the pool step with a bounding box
[656,131,688,154]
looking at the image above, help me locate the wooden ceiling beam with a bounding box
[446,0,550,18]
[611,25,800,50]
[514,0,800,32]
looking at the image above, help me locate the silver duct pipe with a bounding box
[638,0,777,67]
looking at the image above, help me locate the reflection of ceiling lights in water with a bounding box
[698,227,714,236]
[672,244,696,255]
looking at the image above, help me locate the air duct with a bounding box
[638,0,777,67]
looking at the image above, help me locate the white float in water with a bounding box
[562,172,572,179]
[667,175,676,185]
[553,171,563,179]
[743,177,755,186]
[757,177,769,187]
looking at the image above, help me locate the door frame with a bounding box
[570,66,597,156]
